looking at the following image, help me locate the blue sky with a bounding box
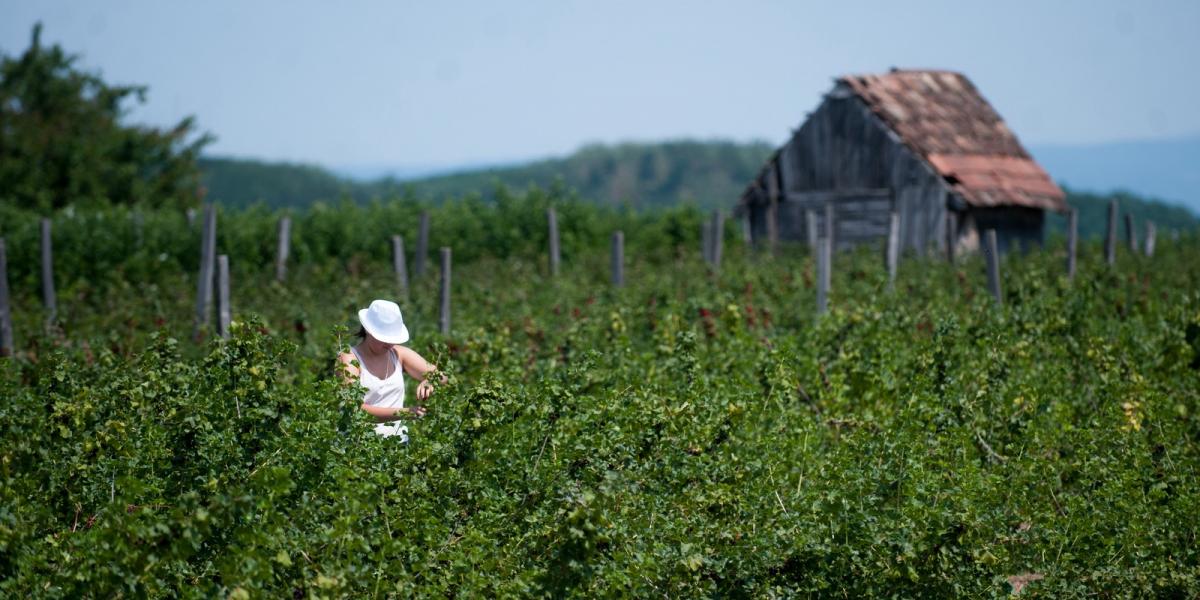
[2,1,1198,172]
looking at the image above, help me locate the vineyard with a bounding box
[1,191,1199,597]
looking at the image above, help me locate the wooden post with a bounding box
[701,218,712,265]
[766,201,779,257]
[0,238,13,357]
[611,231,624,287]
[816,234,830,315]
[216,255,231,340]
[438,247,451,335]
[886,211,900,289]
[414,211,430,277]
[945,212,958,263]
[710,209,724,271]
[1066,208,1078,279]
[392,235,409,299]
[40,218,56,329]
[193,204,217,341]
[984,229,1002,305]
[547,207,560,277]
[766,164,780,257]
[1105,199,1117,266]
[1125,213,1137,254]
[275,215,291,282]
[1144,221,1156,258]
[806,209,818,256]
[824,201,835,254]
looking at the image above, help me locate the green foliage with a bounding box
[0,186,706,295]
[1,199,1199,596]
[0,23,211,212]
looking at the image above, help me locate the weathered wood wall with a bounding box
[743,84,1043,254]
[748,88,947,252]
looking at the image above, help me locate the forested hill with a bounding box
[198,157,358,207]
[402,141,775,209]
[199,140,775,210]
[198,140,1199,237]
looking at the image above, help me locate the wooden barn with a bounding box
[735,69,1066,254]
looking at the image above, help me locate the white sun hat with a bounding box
[358,299,410,344]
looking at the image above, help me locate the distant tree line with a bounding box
[197,145,1198,240]
[1047,187,1198,239]
[197,140,777,211]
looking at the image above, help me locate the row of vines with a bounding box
[2,194,1199,596]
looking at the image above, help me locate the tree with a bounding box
[0,23,213,212]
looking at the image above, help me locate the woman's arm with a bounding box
[341,352,425,420]
[395,346,436,379]
[395,346,442,401]
[360,402,425,421]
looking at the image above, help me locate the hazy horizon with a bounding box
[3,1,1199,169]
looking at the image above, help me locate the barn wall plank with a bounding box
[753,91,955,251]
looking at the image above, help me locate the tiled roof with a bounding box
[840,70,1066,211]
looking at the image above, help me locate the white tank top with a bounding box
[349,346,408,440]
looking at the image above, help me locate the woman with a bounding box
[337,299,439,440]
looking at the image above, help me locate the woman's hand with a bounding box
[405,405,427,418]
[416,379,434,401]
